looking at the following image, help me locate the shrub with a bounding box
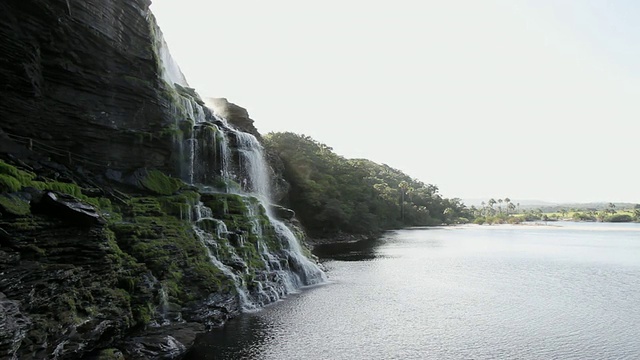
[605,214,633,223]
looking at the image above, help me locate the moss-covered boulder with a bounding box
[0,194,30,216]
[138,169,185,196]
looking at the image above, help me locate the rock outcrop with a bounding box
[0,1,323,359]
[206,98,261,140]
[0,0,178,175]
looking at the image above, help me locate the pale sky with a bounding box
[150,0,640,204]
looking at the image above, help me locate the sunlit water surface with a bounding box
[186,222,640,359]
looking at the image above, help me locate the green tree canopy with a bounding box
[264,132,472,237]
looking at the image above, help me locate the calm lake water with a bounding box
[185,222,640,359]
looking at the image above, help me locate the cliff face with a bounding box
[0,1,324,359]
[0,0,179,173]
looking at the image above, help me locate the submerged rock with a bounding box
[121,323,204,360]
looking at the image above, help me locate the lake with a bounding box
[185,222,640,359]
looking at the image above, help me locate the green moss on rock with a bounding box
[0,194,30,216]
[0,159,35,186]
[201,193,252,217]
[95,348,125,360]
[111,195,232,306]
[0,174,22,192]
[157,191,199,218]
[140,170,184,195]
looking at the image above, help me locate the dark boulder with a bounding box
[31,191,105,226]
[120,323,204,360]
[271,205,295,220]
[183,293,239,329]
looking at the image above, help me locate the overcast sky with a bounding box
[150,0,640,204]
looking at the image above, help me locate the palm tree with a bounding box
[504,198,511,215]
[488,198,496,215]
[498,199,503,214]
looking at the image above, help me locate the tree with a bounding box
[498,199,503,214]
[264,132,474,234]
[470,205,479,217]
[504,198,511,215]
[488,198,496,215]
[398,181,410,222]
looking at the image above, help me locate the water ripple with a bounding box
[186,222,640,360]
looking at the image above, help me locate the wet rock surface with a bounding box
[0,213,134,359]
[121,323,204,360]
[0,293,32,359]
[271,205,296,220]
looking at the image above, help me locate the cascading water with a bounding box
[216,122,231,180]
[150,14,188,88]
[157,284,170,325]
[193,223,257,312]
[185,126,326,310]
[155,23,325,316]
[232,131,272,198]
[227,130,326,286]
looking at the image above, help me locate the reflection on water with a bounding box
[183,315,267,360]
[312,238,384,261]
[185,222,640,360]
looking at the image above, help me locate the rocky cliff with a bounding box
[0,0,181,174]
[0,1,324,359]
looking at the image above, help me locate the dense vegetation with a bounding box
[264,132,472,237]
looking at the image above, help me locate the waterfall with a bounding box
[229,131,326,286]
[194,138,326,310]
[193,223,257,312]
[232,131,271,199]
[155,25,325,314]
[218,129,231,180]
[157,284,170,326]
[273,220,326,285]
[149,14,189,88]
[188,136,196,185]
